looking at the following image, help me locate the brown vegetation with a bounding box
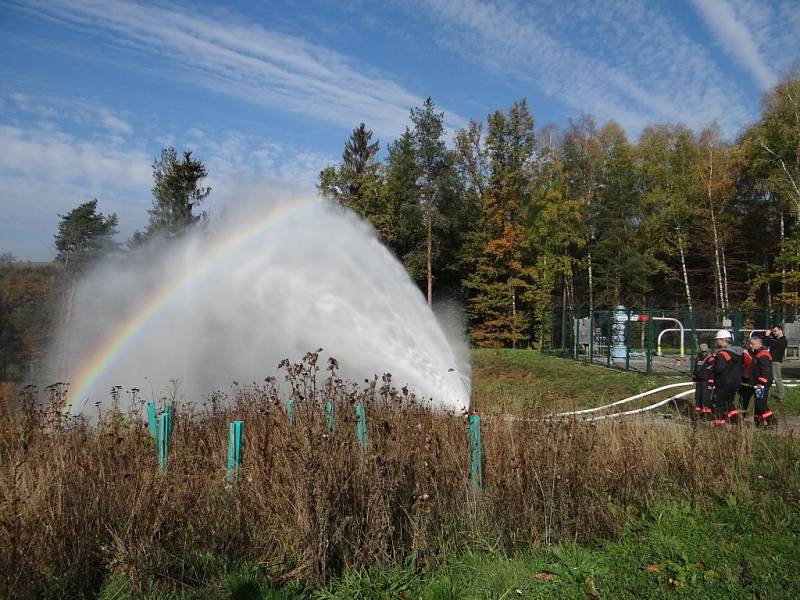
[1,353,796,598]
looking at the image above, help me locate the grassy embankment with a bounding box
[472,348,800,416]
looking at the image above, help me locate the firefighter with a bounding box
[692,343,713,420]
[738,338,754,418]
[749,334,777,428]
[764,325,788,403]
[708,329,744,426]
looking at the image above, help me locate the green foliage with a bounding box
[54,199,118,274]
[0,260,56,380]
[144,147,211,238]
[463,100,537,347]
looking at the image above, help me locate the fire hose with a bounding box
[551,380,798,421]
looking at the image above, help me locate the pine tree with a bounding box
[146,147,211,237]
[638,124,702,314]
[384,128,425,280]
[463,100,536,347]
[319,123,382,210]
[589,123,650,307]
[54,199,119,275]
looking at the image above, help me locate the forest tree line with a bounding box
[1,72,799,379]
[319,73,800,347]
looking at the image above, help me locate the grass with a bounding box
[3,350,800,598]
[93,494,800,599]
[471,349,677,413]
[471,349,800,416]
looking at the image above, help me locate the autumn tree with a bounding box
[463,100,536,347]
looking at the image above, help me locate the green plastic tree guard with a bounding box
[226,420,244,483]
[468,414,483,495]
[325,400,335,432]
[157,411,172,473]
[355,404,367,447]
[287,398,296,428]
[147,401,158,438]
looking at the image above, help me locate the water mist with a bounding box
[53,195,471,415]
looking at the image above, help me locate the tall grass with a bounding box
[1,352,795,598]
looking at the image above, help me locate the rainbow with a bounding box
[64,197,318,414]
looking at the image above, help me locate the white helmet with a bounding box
[715,329,732,340]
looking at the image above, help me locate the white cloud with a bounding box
[0,118,333,260]
[9,0,466,137]
[690,0,777,89]
[408,0,756,136]
[4,90,136,136]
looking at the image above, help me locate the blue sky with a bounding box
[1,0,798,260]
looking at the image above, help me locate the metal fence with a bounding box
[549,306,800,375]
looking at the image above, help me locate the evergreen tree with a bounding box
[589,123,649,306]
[343,123,380,183]
[319,122,381,210]
[638,124,702,313]
[54,199,119,275]
[463,100,536,347]
[146,147,211,237]
[384,128,425,279]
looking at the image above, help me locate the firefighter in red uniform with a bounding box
[692,343,713,420]
[738,338,754,418]
[708,329,744,425]
[749,334,777,428]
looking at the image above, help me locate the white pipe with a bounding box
[551,382,694,417]
[653,317,685,356]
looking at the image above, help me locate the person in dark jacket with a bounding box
[738,340,754,416]
[750,334,777,427]
[708,329,744,425]
[764,325,788,403]
[692,343,713,420]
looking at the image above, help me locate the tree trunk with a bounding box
[426,192,432,305]
[721,241,730,310]
[587,251,594,313]
[510,277,517,349]
[780,210,785,305]
[709,207,725,312]
[678,235,694,315]
[706,151,726,313]
[766,256,773,315]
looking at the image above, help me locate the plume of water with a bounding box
[53,195,471,414]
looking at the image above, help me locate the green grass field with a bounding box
[471,349,676,413]
[472,349,800,416]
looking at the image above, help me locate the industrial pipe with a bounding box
[654,317,685,356]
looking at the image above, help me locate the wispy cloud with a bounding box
[690,0,777,89]
[8,0,465,137]
[4,91,136,136]
[0,99,333,259]
[407,0,755,136]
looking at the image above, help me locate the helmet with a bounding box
[715,329,732,340]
